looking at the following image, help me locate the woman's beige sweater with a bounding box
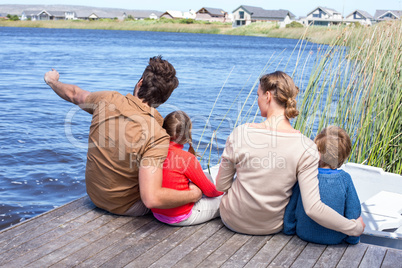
[216,124,363,236]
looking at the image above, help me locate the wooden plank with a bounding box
[0,198,96,255]
[146,219,224,267]
[1,195,402,268]
[196,233,252,267]
[30,215,137,267]
[359,245,387,268]
[291,242,327,268]
[336,243,368,268]
[220,235,273,268]
[50,215,154,267]
[79,219,165,267]
[381,248,402,268]
[1,207,102,266]
[313,243,347,268]
[0,196,90,239]
[0,196,94,249]
[3,210,111,267]
[99,223,182,267]
[267,235,307,268]
[126,221,215,268]
[245,233,292,267]
[172,224,233,267]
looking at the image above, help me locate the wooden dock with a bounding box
[1,196,401,267]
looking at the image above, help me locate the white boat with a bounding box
[343,163,402,249]
[208,163,402,249]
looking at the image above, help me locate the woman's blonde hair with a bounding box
[163,111,196,155]
[259,71,299,119]
[314,126,352,169]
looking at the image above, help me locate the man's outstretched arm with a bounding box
[44,69,90,106]
[139,166,202,209]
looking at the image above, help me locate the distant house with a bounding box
[19,7,164,21]
[21,10,76,20]
[94,10,124,20]
[75,11,89,20]
[123,10,163,20]
[87,13,100,20]
[149,13,159,20]
[65,11,76,20]
[21,10,42,20]
[76,10,125,20]
[49,11,68,20]
[300,6,343,26]
[0,13,9,19]
[160,10,196,19]
[195,7,229,22]
[345,10,373,26]
[39,10,53,20]
[374,10,402,21]
[232,5,295,27]
[160,10,182,19]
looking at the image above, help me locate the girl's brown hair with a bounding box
[163,111,196,155]
[314,126,352,169]
[259,71,299,119]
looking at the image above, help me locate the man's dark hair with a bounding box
[137,56,179,108]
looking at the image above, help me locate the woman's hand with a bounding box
[357,216,366,234]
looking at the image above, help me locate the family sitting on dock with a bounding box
[44,56,365,245]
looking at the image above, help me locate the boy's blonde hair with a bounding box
[314,126,351,169]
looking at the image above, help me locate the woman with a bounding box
[216,71,365,236]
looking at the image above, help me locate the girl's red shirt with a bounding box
[151,141,223,217]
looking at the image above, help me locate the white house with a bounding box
[149,13,159,20]
[123,10,162,20]
[65,11,76,20]
[374,10,402,21]
[88,13,99,20]
[160,10,196,19]
[232,5,295,27]
[300,6,343,26]
[21,10,42,20]
[345,10,374,26]
[21,10,76,20]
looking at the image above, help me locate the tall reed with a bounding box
[202,21,402,174]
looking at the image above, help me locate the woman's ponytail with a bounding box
[285,97,299,119]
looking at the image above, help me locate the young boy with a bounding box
[283,126,361,244]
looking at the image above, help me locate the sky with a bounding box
[1,0,402,17]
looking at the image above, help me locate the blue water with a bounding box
[0,27,320,230]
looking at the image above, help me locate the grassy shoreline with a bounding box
[0,19,359,44]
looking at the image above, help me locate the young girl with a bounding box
[151,111,223,226]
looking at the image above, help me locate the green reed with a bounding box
[203,21,402,174]
[290,21,401,173]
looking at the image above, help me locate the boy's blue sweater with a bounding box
[283,169,361,245]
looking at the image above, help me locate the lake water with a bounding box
[0,27,320,230]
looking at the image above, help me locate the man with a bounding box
[44,56,202,216]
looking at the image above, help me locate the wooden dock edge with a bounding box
[0,196,401,267]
